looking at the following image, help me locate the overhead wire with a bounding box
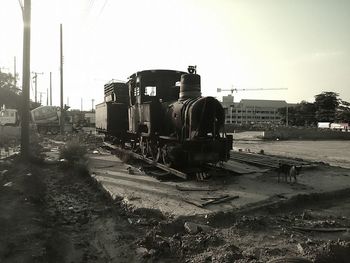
[97,0,108,18]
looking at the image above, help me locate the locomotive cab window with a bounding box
[134,86,140,97]
[144,86,156,96]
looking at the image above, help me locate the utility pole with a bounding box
[14,56,17,87]
[20,0,31,160]
[81,98,83,111]
[46,88,49,105]
[49,72,52,105]
[33,73,37,103]
[32,71,43,103]
[60,23,64,134]
[39,91,45,105]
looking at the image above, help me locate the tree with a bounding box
[298,101,317,126]
[278,101,316,126]
[279,92,348,126]
[0,71,21,109]
[314,92,339,122]
[278,106,294,125]
[336,100,350,123]
[0,71,41,111]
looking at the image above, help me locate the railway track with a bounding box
[230,151,312,168]
[102,142,226,180]
[102,142,315,180]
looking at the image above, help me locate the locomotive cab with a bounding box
[127,70,185,136]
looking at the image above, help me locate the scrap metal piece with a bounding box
[291,226,348,232]
[176,185,219,191]
[183,199,205,208]
[183,195,239,208]
[202,195,239,206]
[200,195,229,200]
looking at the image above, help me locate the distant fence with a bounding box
[264,127,350,140]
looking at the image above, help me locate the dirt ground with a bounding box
[232,131,350,169]
[1,135,349,262]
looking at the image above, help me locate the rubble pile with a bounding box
[1,133,350,262]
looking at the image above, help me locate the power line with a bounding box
[87,0,95,16]
[97,0,108,18]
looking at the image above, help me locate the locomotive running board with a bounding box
[103,142,188,179]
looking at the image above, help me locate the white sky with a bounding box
[1,0,349,110]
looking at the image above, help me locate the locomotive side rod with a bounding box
[103,142,188,179]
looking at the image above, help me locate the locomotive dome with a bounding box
[179,73,201,100]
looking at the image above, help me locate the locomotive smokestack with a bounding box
[179,73,201,100]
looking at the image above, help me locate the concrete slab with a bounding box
[234,140,350,169]
[88,152,350,218]
[222,159,270,174]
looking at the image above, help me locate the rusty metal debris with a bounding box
[0,169,8,176]
[3,182,13,187]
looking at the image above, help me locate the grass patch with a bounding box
[59,139,90,178]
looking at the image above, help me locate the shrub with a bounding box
[59,140,87,164]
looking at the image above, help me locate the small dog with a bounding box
[277,163,302,183]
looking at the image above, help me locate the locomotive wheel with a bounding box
[140,138,147,157]
[148,145,160,163]
[50,127,59,135]
[133,140,139,152]
[161,146,172,167]
[120,139,126,149]
[153,146,161,163]
[38,126,47,134]
[146,140,160,162]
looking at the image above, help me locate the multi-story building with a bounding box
[221,95,294,125]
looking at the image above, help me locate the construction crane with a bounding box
[217,86,288,94]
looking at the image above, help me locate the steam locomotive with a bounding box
[96,67,232,168]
